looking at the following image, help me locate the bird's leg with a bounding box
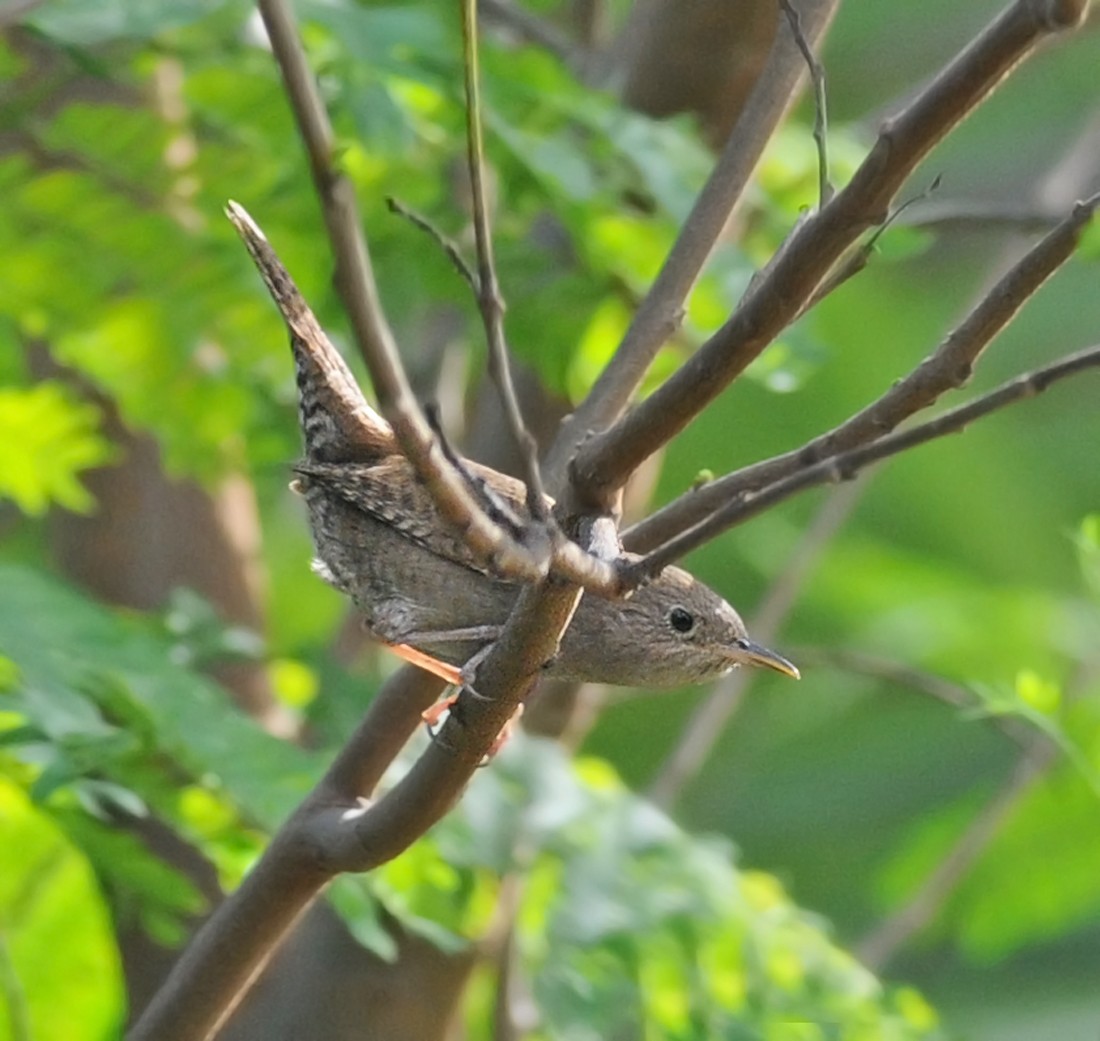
[393,623,504,654]
[386,636,519,761]
[386,641,464,685]
[421,694,523,763]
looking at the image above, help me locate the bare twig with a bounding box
[625,191,1099,553]
[424,403,528,539]
[648,482,862,810]
[794,174,943,319]
[897,197,1063,231]
[461,0,550,521]
[570,0,1089,504]
[623,343,1100,583]
[544,0,840,494]
[256,0,550,583]
[779,0,831,206]
[385,196,478,291]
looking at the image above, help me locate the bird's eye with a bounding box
[669,607,695,633]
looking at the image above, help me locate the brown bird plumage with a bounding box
[227,201,798,689]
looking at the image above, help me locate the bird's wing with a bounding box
[293,457,538,577]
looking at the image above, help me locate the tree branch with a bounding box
[543,0,839,492]
[461,0,550,521]
[625,191,1099,552]
[570,0,1089,504]
[127,666,444,1041]
[623,343,1100,583]
[255,0,552,584]
[779,0,831,206]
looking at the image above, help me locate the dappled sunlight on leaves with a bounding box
[0,382,115,515]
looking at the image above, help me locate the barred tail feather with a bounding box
[226,201,394,462]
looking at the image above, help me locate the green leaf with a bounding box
[0,565,321,831]
[0,777,124,1041]
[0,382,115,515]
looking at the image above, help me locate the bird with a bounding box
[226,201,799,692]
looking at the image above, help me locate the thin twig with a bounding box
[544,0,840,494]
[625,191,1099,553]
[795,173,943,318]
[570,0,1089,504]
[647,481,862,810]
[779,0,831,206]
[897,198,1062,231]
[385,196,478,291]
[623,343,1100,583]
[256,0,550,583]
[424,403,528,539]
[461,0,550,521]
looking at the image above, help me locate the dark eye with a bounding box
[669,607,695,633]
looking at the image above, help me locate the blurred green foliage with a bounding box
[1,0,1098,1039]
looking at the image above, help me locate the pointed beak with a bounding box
[735,638,800,679]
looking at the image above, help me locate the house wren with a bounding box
[227,203,798,689]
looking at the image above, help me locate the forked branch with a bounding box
[544,0,839,489]
[570,0,1089,504]
[624,343,1100,582]
[626,191,1099,552]
[255,0,628,599]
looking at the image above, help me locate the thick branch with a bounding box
[571,0,1089,504]
[625,191,1099,552]
[543,0,839,492]
[127,667,443,1041]
[624,343,1100,582]
[305,583,583,870]
[129,582,582,1041]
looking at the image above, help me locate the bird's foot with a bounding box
[420,691,522,764]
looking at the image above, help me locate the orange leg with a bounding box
[387,642,463,685]
[385,641,520,760]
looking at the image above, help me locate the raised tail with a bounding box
[226,201,394,462]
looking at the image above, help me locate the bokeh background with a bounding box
[1,1,1098,1038]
